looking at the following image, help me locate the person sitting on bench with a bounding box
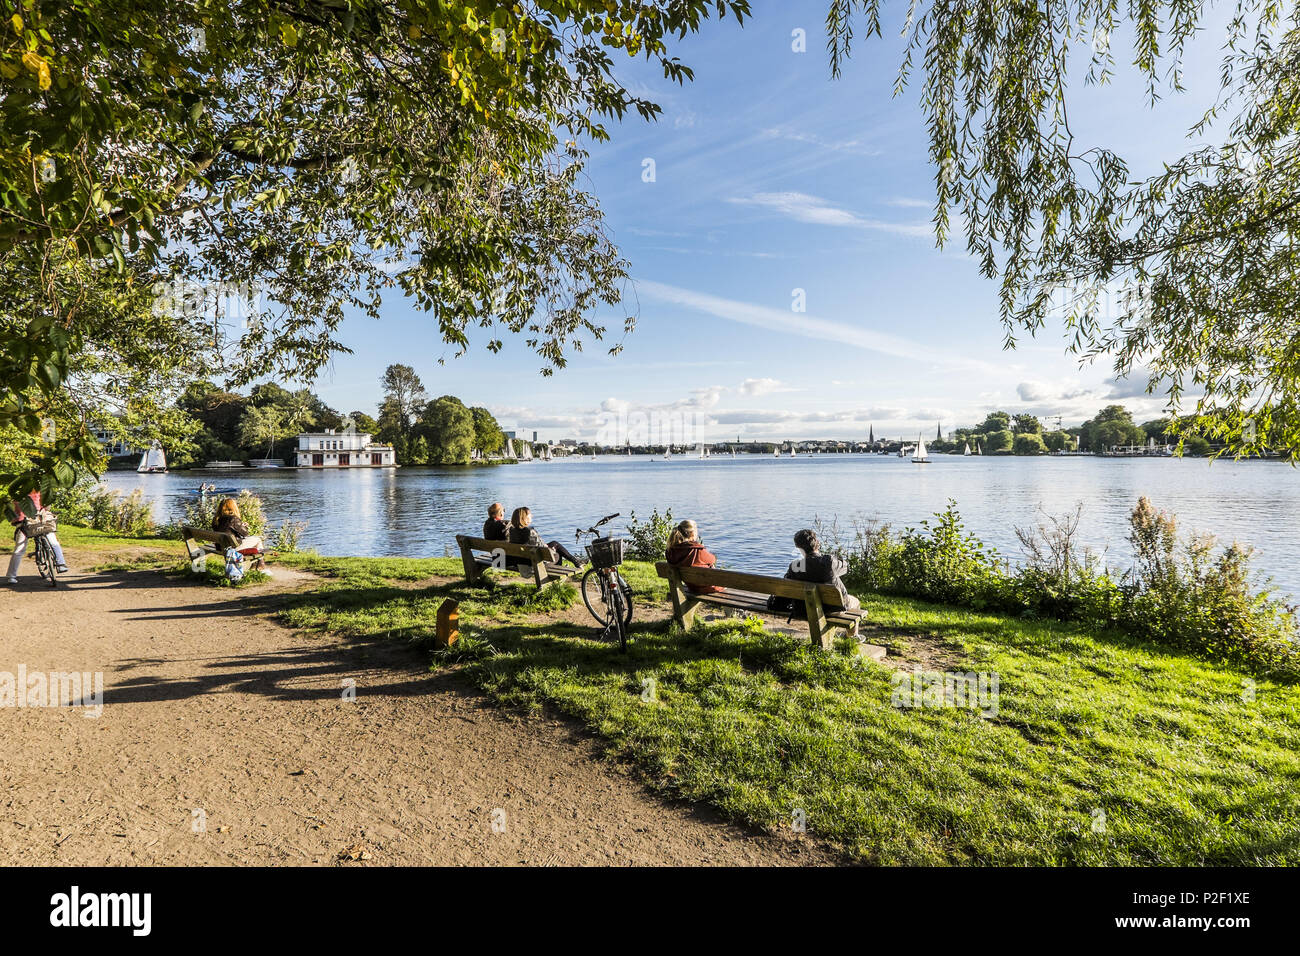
[212,498,266,570]
[786,529,859,611]
[508,507,585,568]
[665,519,724,594]
[483,502,509,541]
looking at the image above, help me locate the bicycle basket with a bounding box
[586,536,624,569]
[23,514,57,536]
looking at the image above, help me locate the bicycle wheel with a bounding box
[580,568,633,628]
[34,537,56,587]
[609,585,628,653]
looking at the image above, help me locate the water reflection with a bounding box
[105,455,1299,594]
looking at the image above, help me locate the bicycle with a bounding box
[24,521,58,588]
[576,513,633,651]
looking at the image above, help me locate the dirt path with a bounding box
[0,559,835,866]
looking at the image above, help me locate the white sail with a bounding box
[137,442,167,473]
[913,439,929,463]
[963,442,971,456]
[504,438,515,458]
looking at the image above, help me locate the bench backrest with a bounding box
[457,535,554,563]
[655,562,846,609]
[181,525,240,548]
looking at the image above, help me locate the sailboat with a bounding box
[963,442,971,456]
[137,442,168,474]
[974,442,982,456]
[504,438,515,459]
[912,437,930,463]
[696,442,707,459]
[521,443,533,462]
[787,441,796,458]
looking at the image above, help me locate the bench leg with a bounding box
[666,569,698,629]
[805,585,830,650]
[184,538,206,574]
[533,561,549,588]
[456,536,480,584]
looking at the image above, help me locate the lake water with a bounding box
[102,455,1300,596]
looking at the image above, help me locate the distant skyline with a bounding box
[296,0,1234,443]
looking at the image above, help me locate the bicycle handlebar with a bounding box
[576,512,621,538]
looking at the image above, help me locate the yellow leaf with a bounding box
[10,13,22,35]
[408,25,422,40]
[21,51,45,75]
[279,22,298,47]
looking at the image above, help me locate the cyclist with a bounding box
[5,491,69,584]
[665,519,724,594]
[508,506,585,568]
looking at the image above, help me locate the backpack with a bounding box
[766,593,805,619]
[224,547,245,583]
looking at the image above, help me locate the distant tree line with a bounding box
[939,405,1213,456]
[167,364,506,467]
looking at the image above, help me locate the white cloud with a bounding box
[636,279,1000,373]
[728,191,934,239]
[759,127,882,157]
[739,377,789,396]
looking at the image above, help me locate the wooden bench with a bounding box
[456,535,579,588]
[180,525,244,573]
[655,562,863,650]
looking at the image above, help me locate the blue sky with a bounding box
[307,0,1233,443]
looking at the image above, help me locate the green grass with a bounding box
[266,556,1300,865]
[33,532,1300,864]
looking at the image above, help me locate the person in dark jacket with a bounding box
[665,519,724,594]
[785,529,859,611]
[483,502,509,541]
[508,507,584,568]
[212,498,266,569]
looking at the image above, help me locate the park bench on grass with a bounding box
[456,535,579,589]
[655,562,864,650]
[181,525,248,573]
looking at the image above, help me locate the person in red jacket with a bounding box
[665,519,724,594]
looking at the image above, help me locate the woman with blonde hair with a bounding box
[665,519,723,594]
[212,498,266,569]
[507,506,585,568]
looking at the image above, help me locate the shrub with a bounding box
[270,519,309,553]
[84,487,156,536]
[886,500,1007,608]
[625,506,674,560]
[1118,498,1298,677]
[837,497,1298,679]
[47,474,97,526]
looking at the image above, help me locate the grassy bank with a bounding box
[262,553,1300,865]
[22,529,1299,863]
